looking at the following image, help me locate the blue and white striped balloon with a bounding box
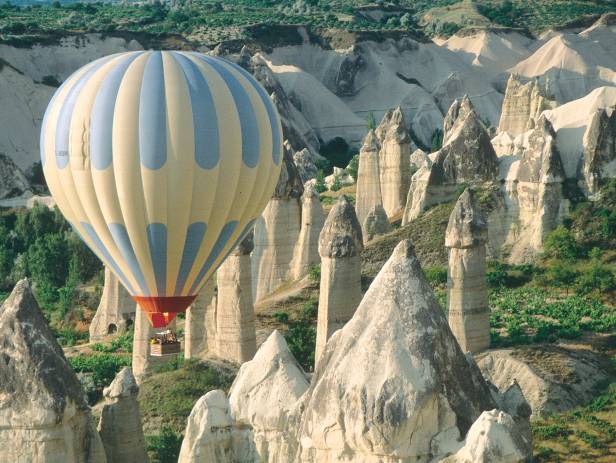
[41,51,282,326]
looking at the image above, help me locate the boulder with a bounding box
[0,279,106,463]
[98,367,148,463]
[477,346,611,418]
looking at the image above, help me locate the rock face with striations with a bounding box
[299,240,499,462]
[379,107,412,218]
[290,185,324,280]
[509,116,567,262]
[403,98,498,224]
[315,196,363,367]
[0,279,107,463]
[498,74,557,137]
[184,278,216,360]
[292,147,319,184]
[355,129,390,242]
[445,189,490,354]
[252,147,304,302]
[215,233,257,364]
[582,107,616,196]
[89,266,135,342]
[98,367,148,463]
[0,153,30,199]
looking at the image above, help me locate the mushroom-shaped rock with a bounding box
[291,185,325,280]
[445,189,490,354]
[441,410,532,463]
[299,240,496,461]
[98,367,148,463]
[229,330,309,461]
[178,390,234,463]
[315,197,363,366]
[0,279,107,463]
[379,107,412,217]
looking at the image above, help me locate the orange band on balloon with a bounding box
[133,295,197,328]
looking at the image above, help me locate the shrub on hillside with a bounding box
[543,226,580,262]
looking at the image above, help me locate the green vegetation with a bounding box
[91,330,134,354]
[533,383,616,461]
[0,204,102,344]
[68,353,131,404]
[139,359,235,433]
[146,426,183,463]
[274,299,318,371]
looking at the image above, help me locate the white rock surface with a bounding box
[89,266,135,342]
[290,185,324,280]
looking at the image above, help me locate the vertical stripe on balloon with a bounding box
[198,55,260,169]
[139,51,168,170]
[147,223,168,296]
[108,223,150,295]
[188,221,238,295]
[174,221,207,296]
[225,59,283,166]
[171,52,220,170]
[79,222,136,295]
[91,52,143,171]
[55,56,114,169]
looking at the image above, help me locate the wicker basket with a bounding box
[150,342,181,356]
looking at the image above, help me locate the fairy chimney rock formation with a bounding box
[184,277,216,360]
[252,147,304,302]
[374,108,393,144]
[299,240,497,461]
[215,232,257,364]
[89,266,135,341]
[291,185,325,280]
[445,189,490,354]
[582,107,616,196]
[355,130,391,242]
[498,74,557,136]
[0,279,107,463]
[443,94,474,144]
[132,308,177,381]
[315,196,363,367]
[379,107,411,218]
[510,115,566,262]
[98,367,148,463]
[403,99,498,224]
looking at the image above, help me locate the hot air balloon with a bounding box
[40,51,282,328]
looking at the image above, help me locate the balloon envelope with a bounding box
[41,51,282,327]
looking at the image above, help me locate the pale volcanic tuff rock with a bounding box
[379,107,412,218]
[215,232,257,364]
[98,368,148,463]
[374,108,393,145]
[410,147,431,170]
[252,148,303,302]
[299,240,497,462]
[315,196,363,366]
[292,147,319,184]
[355,129,390,242]
[442,95,475,145]
[0,153,30,199]
[89,266,136,342]
[184,278,216,360]
[0,279,106,463]
[509,116,567,262]
[498,74,557,137]
[403,99,498,224]
[178,331,309,463]
[446,189,490,354]
[582,107,616,196]
[290,185,324,280]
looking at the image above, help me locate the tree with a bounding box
[543,226,579,262]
